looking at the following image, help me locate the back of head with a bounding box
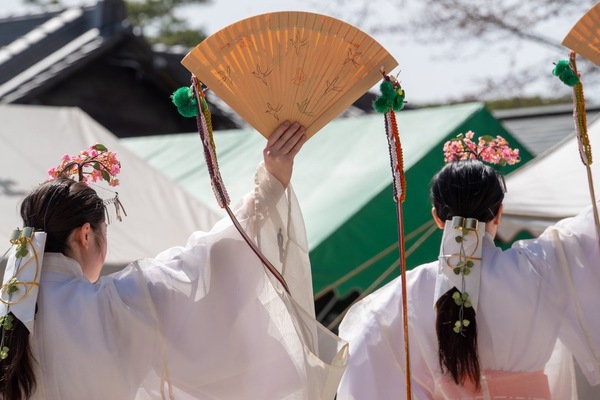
[430,160,505,223]
[20,178,105,254]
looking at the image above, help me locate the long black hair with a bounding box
[430,160,505,388]
[0,178,105,400]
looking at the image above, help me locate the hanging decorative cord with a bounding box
[553,54,600,242]
[372,68,412,398]
[444,217,480,335]
[172,79,290,294]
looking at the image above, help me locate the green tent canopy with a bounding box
[123,102,532,298]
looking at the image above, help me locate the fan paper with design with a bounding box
[563,2,600,67]
[181,11,398,138]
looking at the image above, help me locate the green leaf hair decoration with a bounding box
[373,79,406,113]
[552,59,580,87]
[447,217,479,335]
[171,86,199,118]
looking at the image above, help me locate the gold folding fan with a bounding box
[563,2,600,67]
[182,11,398,138]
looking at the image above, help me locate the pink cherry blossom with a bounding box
[443,132,521,166]
[47,144,122,186]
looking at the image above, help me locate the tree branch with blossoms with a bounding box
[47,144,121,187]
[443,131,521,166]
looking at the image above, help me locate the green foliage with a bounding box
[156,27,206,47]
[22,0,60,4]
[126,0,208,47]
[0,314,14,360]
[15,242,28,258]
[0,315,14,332]
[0,347,9,360]
[93,144,108,152]
[6,278,19,296]
[21,0,208,47]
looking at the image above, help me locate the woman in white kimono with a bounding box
[337,159,599,399]
[1,121,347,400]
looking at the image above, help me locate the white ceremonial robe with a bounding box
[30,163,348,400]
[338,203,600,400]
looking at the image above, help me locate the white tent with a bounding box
[0,104,220,270]
[499,115,600,241]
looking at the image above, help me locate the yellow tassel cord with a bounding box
[569,52,600,241]
[191,77,230,208]
[197,84,216,152]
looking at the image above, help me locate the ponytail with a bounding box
[0,316,36,399]
[435,288,480,388]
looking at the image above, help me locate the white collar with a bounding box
[434,218,486,313]
[41,253,86,278]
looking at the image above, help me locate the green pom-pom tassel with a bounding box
[561,72,580,87]
[380,80,397,98]
[373,96,391,113]
[552,60,580,87]
[552,60,571,76]
[373,80,405,113]
[172,86,199,118]
[392,96,404,111]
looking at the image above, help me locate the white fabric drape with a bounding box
[338,203,599,400]
[30,163,348,400]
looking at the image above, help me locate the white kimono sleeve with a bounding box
[113,162,347,400]
[512,203,600,386]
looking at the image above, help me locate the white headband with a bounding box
[1,228,46,335]
[434,217,485,332]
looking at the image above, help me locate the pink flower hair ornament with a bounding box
[47,144,121,187]
[443,131,521,167]
[47,144,126,222]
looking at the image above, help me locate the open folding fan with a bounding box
[563,2,600,67]
[182,11,398,138]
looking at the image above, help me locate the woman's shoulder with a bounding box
[407,260,439,286]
